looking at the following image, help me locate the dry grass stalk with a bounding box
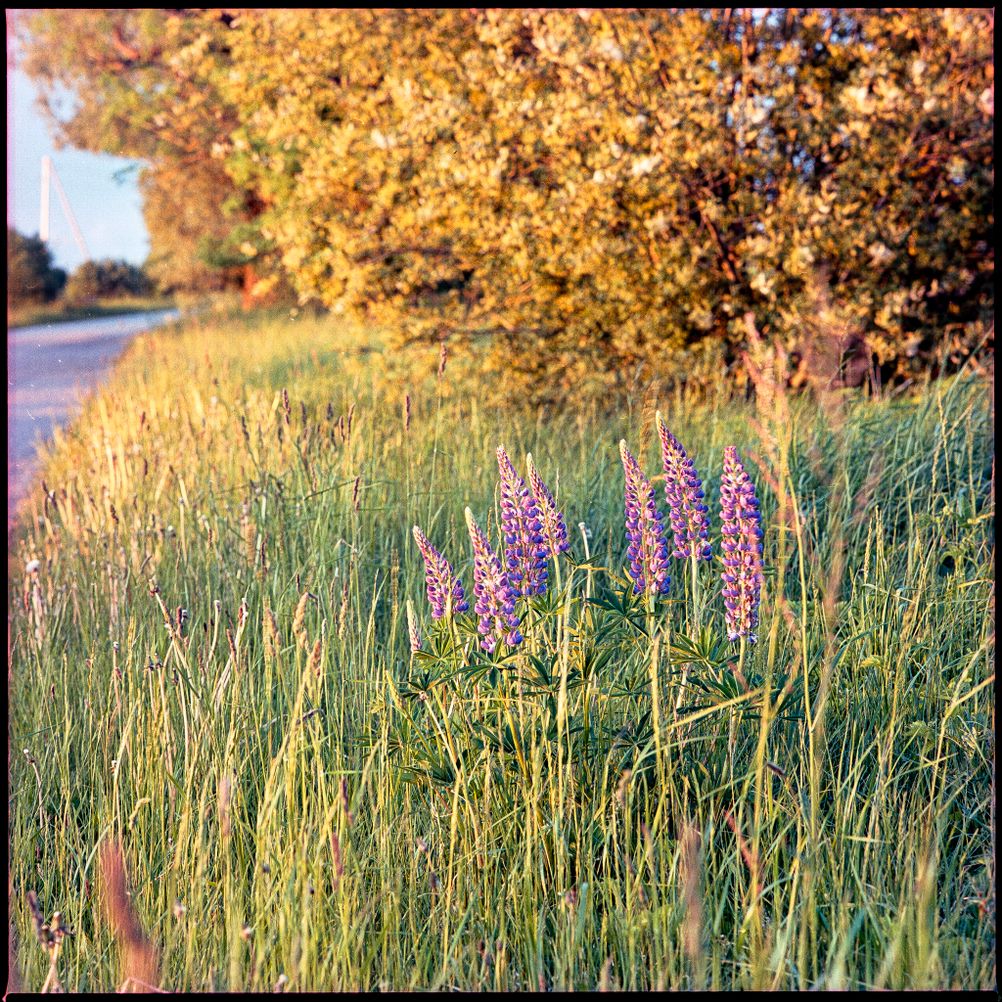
[308,637,323,676]
[681,821,704,985]
[99,841,160,993]
[292,592,315,651]
[263,606,281,663]
[26,890,72,993]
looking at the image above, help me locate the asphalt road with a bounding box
[7,308,180,514]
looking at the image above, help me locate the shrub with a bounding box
[7,228,66,306]
[218,9,993,393]
[63,258,153,304]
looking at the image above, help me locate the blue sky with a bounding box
[7,59,150,272]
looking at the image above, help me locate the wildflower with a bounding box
[526,453,569,557]
[412,526,469,619]
[406,600,422,653]
[25,559,41,574]
[464,507,522,652]
[656,412,712,562]
[719,446,764,642]
[619,441,671,596]
[497,446,548,596]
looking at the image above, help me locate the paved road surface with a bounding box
[8,309,180,514]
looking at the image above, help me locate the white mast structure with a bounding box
[39,154,90,261]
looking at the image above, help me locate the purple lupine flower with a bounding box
[497,446,548,597]
[406,600,422,653]
[719,446,764,643]
[412,525,469,620]
[526,453,569,558]
[619,441,671,596]
[464,507,523,652]
[656,412,712,562]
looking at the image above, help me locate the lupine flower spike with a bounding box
[412,526,469,620]
[719,446,764,643]
[619,441,671,596]
[497,446,548,597]
[526,453,569,558]
[405,600,422,653]
[656,412,712,562]
[464,507,523,652]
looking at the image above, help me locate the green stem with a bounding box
[728,636,746,784]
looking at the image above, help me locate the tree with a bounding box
[14,8,267,297]
[62,259,152,304]
[7,228,66,306]
[217,9,993,392]
[17,10,993,391]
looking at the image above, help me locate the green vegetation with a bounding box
[8,314,994,991]
[7,228,67,309]
[7,226,170,327]
[62,259,153,307]
[16,10,994,386]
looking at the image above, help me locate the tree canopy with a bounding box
[17,8,994,391]
[62,258,153,304]
[16,9,263,296]
[7,228,67,307]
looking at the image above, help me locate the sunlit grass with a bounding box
[7,296,178,329]
[7,312,995,991]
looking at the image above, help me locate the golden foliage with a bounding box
[18,9,994,392]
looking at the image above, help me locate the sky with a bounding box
[7,46,150,272]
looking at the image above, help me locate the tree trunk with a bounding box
[241,263,257,311]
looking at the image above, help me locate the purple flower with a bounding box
[656,412,712,562]
[497,446,548,597]
[719,446,764,643]
[464,507,523,653]
[412,525,469,620]
[619,441,671,596]
[526,453,569,558]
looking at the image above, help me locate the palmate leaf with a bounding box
[401,750,456,787]
[608,663,652,699]
[586,579,639,616]
[472,720,526,761]
[524,586,579,620]
[396,667,440,701]
[603,711,656,777]
[579,644,621,684]
[586,581,652,636]
[514,653,560,695]
[686,670,746,703]
[670,627,730,671]
[418,615,481,662]
[397,729,489,788]
[455,642,523,688]
[681,662,803,721]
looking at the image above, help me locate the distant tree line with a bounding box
[7,227,153,311]
[62,258,153,304]
[7,229,66,306]
[16,9,993,392]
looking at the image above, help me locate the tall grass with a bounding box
[7,313,995,991]
[7,296,177,330]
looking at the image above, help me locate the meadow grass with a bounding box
[7,296,177,330]
[7,312,995,991]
